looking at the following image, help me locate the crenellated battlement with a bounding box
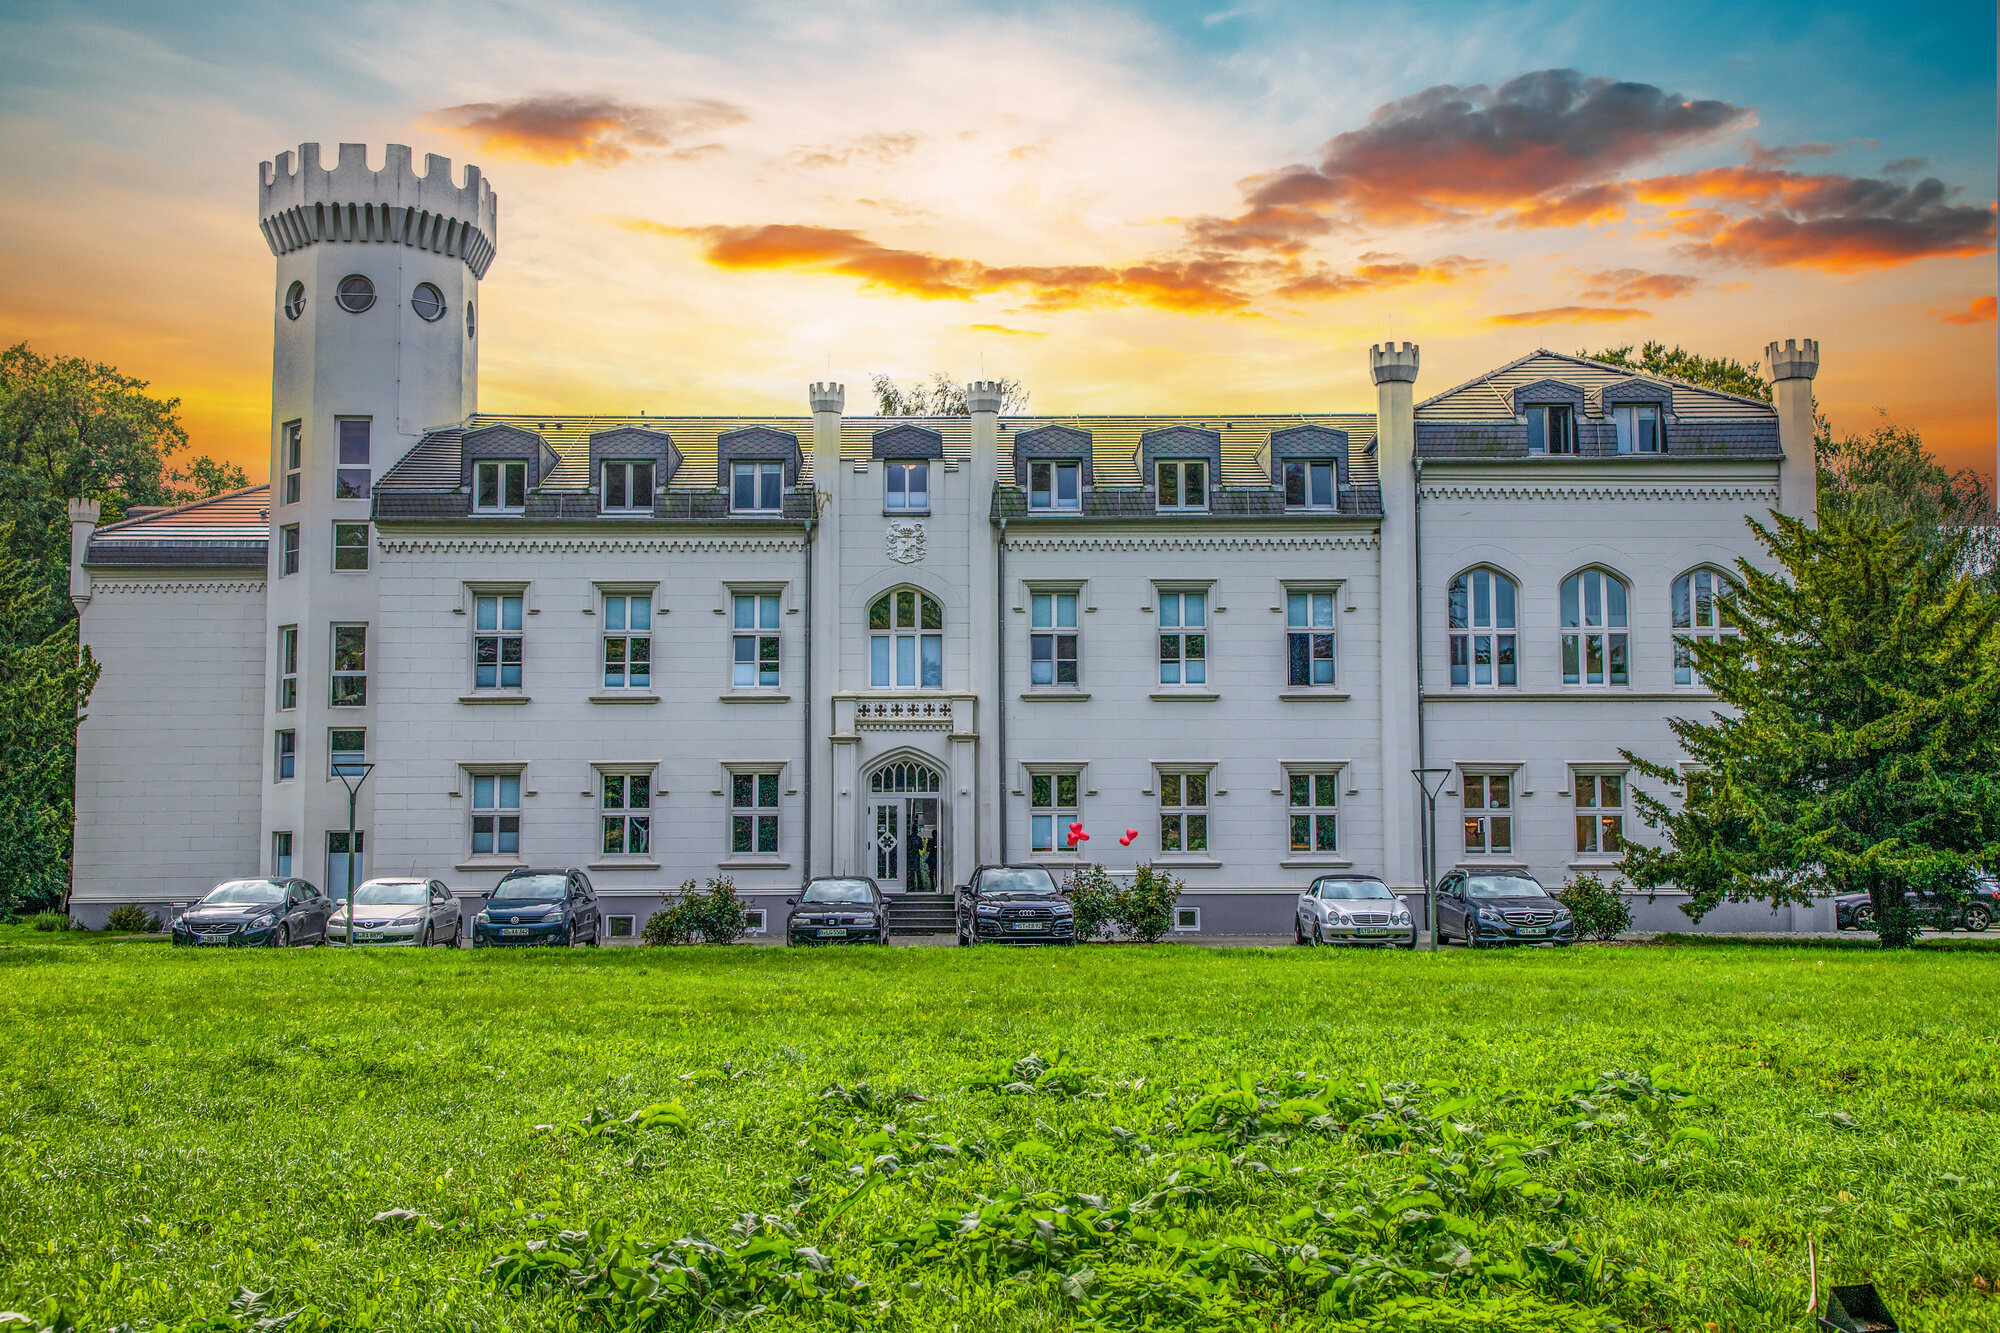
[1765,337,1819,382]
[809,381,846,414]
[965,380,1005,414]
[258,142,499,278]
[1369,341,1421,385]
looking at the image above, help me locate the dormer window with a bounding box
[1527,405,1577,455]
[1283,460,1336,509]
[1613,403,1664,454]
[475,460,526,512]
[885,461,928,513]
[1156,460,1208,512]
[1029,461,1081,511]
[602,460,654,511]
[731,461,785,513]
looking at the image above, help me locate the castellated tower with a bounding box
[258,143,499,891]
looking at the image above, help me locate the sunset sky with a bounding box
[1,0,1994,487]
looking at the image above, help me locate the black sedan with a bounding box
[1434,870,1576,947]
[470,868,604,947]
[1835,880,1997,932]
[786,877,889,945]
[171,878,333,947]
[956,864,1076,945]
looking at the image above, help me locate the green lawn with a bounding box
[0,941,1994,1332]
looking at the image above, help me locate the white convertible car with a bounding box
[1295,875,1417,948]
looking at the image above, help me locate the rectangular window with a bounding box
[471,773,520,857]
[329,624,366,707]
[1029,772,1080,852]
[602,594,652,689]
[732,592,781,687]
[885,460,929,512]
[1157,590,1207,686]
[1614,403,1664,454]
[1173,906,1201,933]
[1158,770,1209,853]
[281,421,302,506]
[277,625,298,710]
[602,460,654,511]
[1155,459,1208,511]
[1526,405,1577,455]
[475,460,527,512]
[1030,592,1078,686]
[326,831,364,899]
[600,772,651,856]
[1283,460,1336,509]
[1287,770,1339,853]
[730,771,780,854]
[731,461,784,513]
[1028,461,1081,511]
[335,419,370,499]
[272,831,293,878]
[1462,773,1513,855]
[279,525,300,577]
[607,914,635,939]
[1286,590,1336,686]
[329,728,366,777]
[473,593,523,690]
[333,521,369,571]
[274,729,296,782]
[869,589,942,689]
[1574,772,1625,855]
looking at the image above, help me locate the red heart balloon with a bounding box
[1125,829,1138,841]
[1076,831,1089,840]
[1118,834,1135,846]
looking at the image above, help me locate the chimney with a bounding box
[1370,342,1421,897]
[1766,338,1819,527]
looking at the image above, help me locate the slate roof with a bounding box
[86,486,270,568]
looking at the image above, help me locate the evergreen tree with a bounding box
[1621,509,2000,946]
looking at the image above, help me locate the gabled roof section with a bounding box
[1417,349,1775,421]
[87,485,270,568]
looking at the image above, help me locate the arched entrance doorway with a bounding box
[868,758,944,892]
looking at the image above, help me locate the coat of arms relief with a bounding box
[886,520,926,564]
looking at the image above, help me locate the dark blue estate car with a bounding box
[470,868,604,947]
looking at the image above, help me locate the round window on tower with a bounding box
[336,275,376,314]
[465,300,477,340]
[410,282,446,322]
[283,281,306,321]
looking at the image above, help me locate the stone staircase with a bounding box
[887,894,957,937]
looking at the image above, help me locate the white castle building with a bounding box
[65,143,1833,935]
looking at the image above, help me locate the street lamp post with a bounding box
[1412,768,1452,952]
[333,761,374,947]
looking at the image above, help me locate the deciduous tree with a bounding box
[870,372,1030,416]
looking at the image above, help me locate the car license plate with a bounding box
[199,936,229,945]
[1357,927,1387,937]
[500,927,529,937]
[1012,921,1045,932]
[1516,926,1545,936]
[817,928,847,938]
[357,933,383,942]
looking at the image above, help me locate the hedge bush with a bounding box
[1556,871,1633,941]
[642,876,748,945]
[104,903,160,934]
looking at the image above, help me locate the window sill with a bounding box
[1027,852,1085,865]
[1020,689,1091,702]
[455,857,525,871]
[1567,858,1625,870]
[721,690,793,704]
[1152,854,1221,868]
[1280,855,1352,868]
[590,692,659,705]
[730,510,787,518]
[1278,689,1349,702]
[1150,689,1220,702]
[718,856,791,870]
[471,509,527,517]
[460,693,531,705]
[587,859,661,871]
[883,509,931,518]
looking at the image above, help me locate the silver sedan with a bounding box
[326,878,462,947]
[1295,875,1417,948]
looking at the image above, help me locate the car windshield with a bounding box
[1464,874,1549,900]
[1315,878,1395,900]
[201,880,286,905]
[494,874,566,901]
[803,880,874,904]
[354,881,427,906]
[979,868,1059,896]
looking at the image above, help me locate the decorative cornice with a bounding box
[91,578,267,595]
[376,536,805,556]
[1419,483,1779,504]
[1003,533,1378,553]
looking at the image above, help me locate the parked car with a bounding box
[1835,879,1997,932]
[1296,875,1416,948]
[786,877,889,945]
[956,864,1076,945]
[170,878,332,947]
[470,868,603,947]
[1434,870,1576,947]
[326,877,463,946]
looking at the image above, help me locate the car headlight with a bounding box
[1331,911,1352,926]
[976,904,999,915]
[852,913,876,926]
[1392,910,1412,925]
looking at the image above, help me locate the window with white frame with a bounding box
[329,624,366,707]
[274,729,295,782]
[1174,905,1201,933]
[1526,404,1577,455]
[1287,769,1338,854]
[1673,569,1736,686]
[730,771,780,855]
[1283,459,1336,509]
[1028,460,1081,510]
[602,593,652,690]
[329,728,366,777]
[335,419,371,499]
[277,626,298,710]
[1158,769,1209,854]
[869,589,942,689]
[1613,402,1665,454]
[1030,591,1078,686]
[743,908,767,933]
[333,522,369,571]
[1561,569,1629,687]
[884,460,929,512]
[470,772,521,857]
[475,459,527,512]
[1155,459,1208,512]
[733,592,781,687]
[1574,771,1625,856]
[731,460,784,513]
[279,524,300,577]
[272,830,293,878]
[1449,569,1517,688]
[606,915,635,939]
[1157,590,1207,686]
[1461,772,1514,855]
[601,460,654,511]
[1286,590,1336,686]
[473,593,523,690]
[600,771,651,857]
[1029,771,1080,852]
[281,421,301,505]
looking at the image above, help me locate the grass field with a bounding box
[0,938,1995,1332]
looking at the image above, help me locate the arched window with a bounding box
[1449,569,1517,687]
[1672,569,1737,686]
[871,761,940,793]
[1560,569,1629,687]
[870,589,943,689]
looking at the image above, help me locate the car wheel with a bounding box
[1853,903,1877,928]
[422,922,435,948]
[1296,914,1309,945]
[1308,922,1323,947]
[1965,904,1992,932]
[274,923,291,948]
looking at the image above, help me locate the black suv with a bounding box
[1434,869,1576,947]
[956,864,1076,945]
[471,868,604,947]
[1835,880,1997,932]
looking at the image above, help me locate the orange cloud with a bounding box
[1938,295,1997,326]
[423,94,747,165]
[1276,253,1489,298]
[969,323,1047,337]
[1578,268,1700,301]
[780,132,924,170]
[1506,183,1634,229]
[1489,305,1652,325]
